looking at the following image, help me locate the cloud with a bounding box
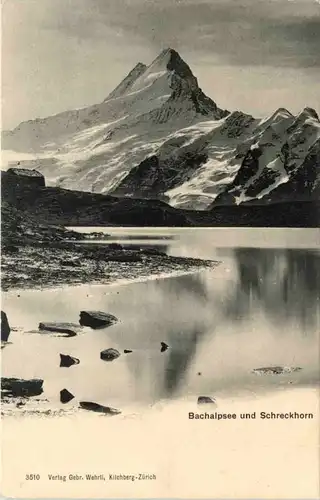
[79,0,320,69]
[2,0,319,128]
[5,0,319,69]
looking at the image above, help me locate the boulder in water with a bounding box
[197,396,216,405]
[124,349,133,354]
[60,389,75,404]
[39,322,81,337]
[1,311,11,342]
[79,311,118,329]
[161,342,169,352]
[59,354,80,368]
[100,348,121,361]
[1,377,44,397]
[79,401,121,415]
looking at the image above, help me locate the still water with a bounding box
[2,228,320,411]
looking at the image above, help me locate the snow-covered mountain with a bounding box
[2,48,319,209]
[212,107,320,206]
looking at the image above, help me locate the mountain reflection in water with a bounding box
[110,243,319,401]
[223,248,320,332]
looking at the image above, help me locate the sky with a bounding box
[2,0,320,130]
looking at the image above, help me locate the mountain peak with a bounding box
[105,61,147,101]
[153,48,194,80]
[157,47,181,60]
[302,107,319,121]
[273,107,293,117]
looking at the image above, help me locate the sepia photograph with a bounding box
[1,0,319,498]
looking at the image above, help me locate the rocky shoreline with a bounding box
[1,240,218,291]
[1,198,219,291]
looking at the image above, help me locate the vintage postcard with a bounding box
[1,0,319,498]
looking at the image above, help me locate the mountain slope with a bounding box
[2,48,227,152]
[1,170,192,227]
[2,48,229,202]
[2,168,318,229]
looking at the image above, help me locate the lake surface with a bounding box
[2,228,319,412]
